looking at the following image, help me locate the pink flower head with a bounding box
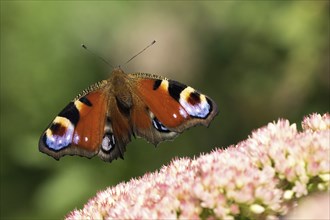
[66,113,330,219]
[302,113,330,132]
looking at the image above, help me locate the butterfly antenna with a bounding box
[121,40,156,67]
[81,44,114,68]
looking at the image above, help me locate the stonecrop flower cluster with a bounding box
[66,113,329,219]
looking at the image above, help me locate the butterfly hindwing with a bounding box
[97,94,132,162]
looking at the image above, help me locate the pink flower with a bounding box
[302,113,330,131]
[66,113,329,219]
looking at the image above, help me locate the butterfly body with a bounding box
[39,68,218,162]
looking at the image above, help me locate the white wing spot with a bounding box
[45,116,74,150]
[179,90,210,118]
[102,136,112,151]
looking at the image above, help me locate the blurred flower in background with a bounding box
[66,113,330,219]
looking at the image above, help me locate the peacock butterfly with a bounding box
[39,44,218,162]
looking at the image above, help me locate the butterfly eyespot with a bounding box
[152,117,170,133]
[179,88,212,119]
[101,132,115,152]
[43,117,75,151]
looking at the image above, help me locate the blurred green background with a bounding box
[1,1,329,219]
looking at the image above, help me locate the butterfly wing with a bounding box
[39,69,218,163]
[97,94,133,162]
[39,81,111,161]
[129,73,218,146]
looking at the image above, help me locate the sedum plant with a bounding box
[66,113,329,220]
